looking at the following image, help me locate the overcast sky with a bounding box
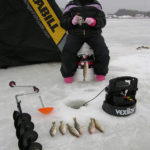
[56,0,150,13]
[101,0,150,13]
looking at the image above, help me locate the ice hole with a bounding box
[66,100,85,109]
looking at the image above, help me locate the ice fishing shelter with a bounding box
[0,0,66,68]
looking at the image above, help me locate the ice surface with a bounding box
[0,19,150,150]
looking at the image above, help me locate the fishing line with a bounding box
[83,87,106,106]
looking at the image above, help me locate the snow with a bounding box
[0,19,150,150]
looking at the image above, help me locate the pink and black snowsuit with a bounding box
[60,0,110,77]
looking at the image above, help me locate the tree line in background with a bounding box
[60,7,150,18]
[114,9,150,17]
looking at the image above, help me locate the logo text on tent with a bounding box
[33,0,58,32]
[28,0,66,44]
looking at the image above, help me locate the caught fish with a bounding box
[73,117,83,135]
[83,61,88,82]
[67,124,80,138]
[76,14,84,26]
[88,118,95,134]
[59,121,67,135]
[50,122,57,137]
[78,18,85,26]
[93,118,104,133]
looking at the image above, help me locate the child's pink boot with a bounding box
[64,77,73,84]
[96,75,105,82]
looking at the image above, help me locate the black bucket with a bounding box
[102,76,138,117]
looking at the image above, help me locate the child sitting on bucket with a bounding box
[60,0,110,83]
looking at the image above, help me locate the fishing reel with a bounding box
[102,76,138,116]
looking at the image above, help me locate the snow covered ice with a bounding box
[0,19,150,150]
